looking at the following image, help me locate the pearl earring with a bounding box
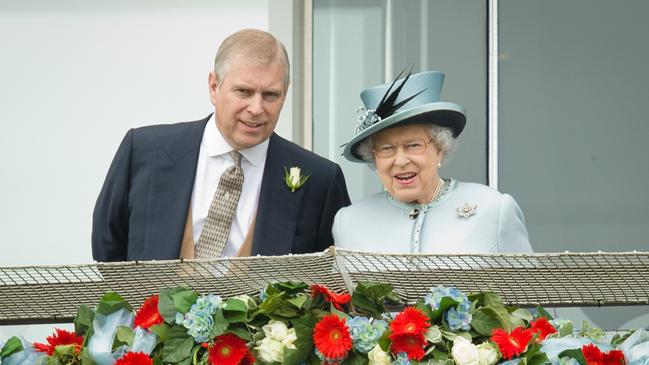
[437,162,442,168]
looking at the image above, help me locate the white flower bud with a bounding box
[289,167,301,186]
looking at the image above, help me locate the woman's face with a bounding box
[373,124,443,204]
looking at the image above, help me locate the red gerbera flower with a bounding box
[33,328,84,355]
[529,317,557,342]
[240,349,256,365]
[603,350,626,365]
[583,343,606,365]
[390,333,427,361]
[491,327,534,360]
[115,352,153,365]
[582,344,626,365]
[209,333,249,365]
[390,307,430,337]
[313,314,353,361]
[311,284,351,310]
[134,295,164,329]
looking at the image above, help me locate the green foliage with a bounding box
[158,288,197,323]
[0,336,23,359]
[351,281,400,317]
[162,337,195,363]
[558,349,586,365]
[114,326,135,348]
[73,305,94,337]
[536,305,554,320]
[96,292,132,315]
[283,315,316,365]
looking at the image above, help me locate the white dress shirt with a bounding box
[191,115,268,256]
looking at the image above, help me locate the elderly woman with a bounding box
[333,70,532,253]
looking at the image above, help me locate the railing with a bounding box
[1,248,648,325]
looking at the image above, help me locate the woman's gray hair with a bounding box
[356,124,457,165]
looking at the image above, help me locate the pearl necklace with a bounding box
[428,177,445,204]
[409,178,445,220]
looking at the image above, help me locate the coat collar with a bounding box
[144,115,208,258]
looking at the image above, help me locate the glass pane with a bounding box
[313,0,386,202]
[499,0,649,329]
[313,0,487,203]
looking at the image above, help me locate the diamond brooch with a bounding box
[457,203,477,218]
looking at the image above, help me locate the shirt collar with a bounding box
[204,114,269,167]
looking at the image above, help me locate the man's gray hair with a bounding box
[213,29,290,88]
[356,124,457,165]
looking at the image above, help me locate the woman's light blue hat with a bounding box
[343,70,466,163]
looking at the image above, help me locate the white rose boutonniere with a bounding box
[284,166,310,192]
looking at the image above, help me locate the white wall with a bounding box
[0,0,277,343]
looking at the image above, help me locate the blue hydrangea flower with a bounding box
[445,298,472,331]
[392,352,411,365]
[176,294,223,343]
[424,286,473,331]
[424,285,465,310]
[347,316,388,353]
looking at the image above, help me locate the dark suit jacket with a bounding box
[92,115,350,261]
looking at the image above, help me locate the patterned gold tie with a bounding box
[194,151,244,258]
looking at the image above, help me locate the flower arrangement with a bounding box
[1,281,648,365]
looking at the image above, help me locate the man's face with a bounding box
[209,61,287,150]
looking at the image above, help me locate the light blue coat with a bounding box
[333,180,532,253]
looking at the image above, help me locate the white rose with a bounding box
[263,320,290,341]
[255,337,285,363]
[281,328,298,349]
[452,336,480,365]
[368,344,392,365]
[477,342,499,365]
[289,167,301,185]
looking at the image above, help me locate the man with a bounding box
[92,29,350,261]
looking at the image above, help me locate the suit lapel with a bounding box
[252,134,304,255]
[144,116,208,259]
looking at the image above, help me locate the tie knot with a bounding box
[229,150,242,167]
